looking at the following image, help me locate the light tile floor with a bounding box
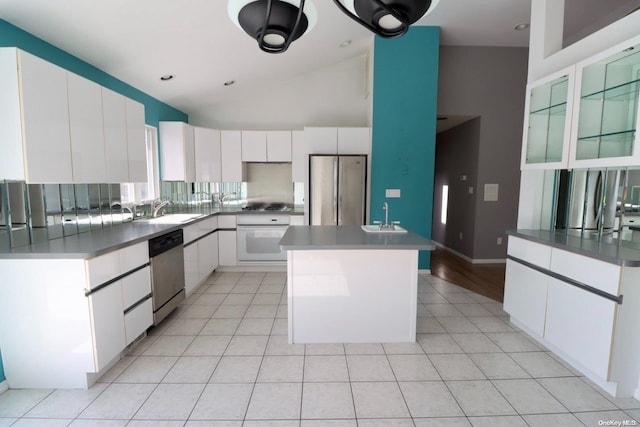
[1,271,639,426]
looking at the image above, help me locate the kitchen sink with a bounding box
[138,213,203,224]
[361,224,408,234]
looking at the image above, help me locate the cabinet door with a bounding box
[218,230,237,266]
[267,131,292,162]
[88,282,125,371]
[503,259,548,337]
[184,124,196,182]
[124,298,153,346]
[242,130,267,162]
[337,127,370,155]
[198,232,218,281]
[194,127,221,182]
[159,122,188,181]
[121,267,151,310]
[305,127,337,154]
[68,73,106,183]
[102,88,130,182]
[125,98,147,182]
[221,131,244,182]
[291,130,307,182]
[545,277,616,379]
[184,242,199,295]
[0,48,26,180]
[19,50,73,183]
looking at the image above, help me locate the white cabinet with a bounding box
[305,127,338,154]
[194,126,221,182]
[545,276,616,379]
[102,88,130,183]
[337,127,371,155]
[184,242,200,295]
[0,48,73,183]
[183,217,220,295]
[218,230,237,266]
[125,98,147,182]
[305,127,371,156]
[199,231,219,280]
[68,72,106,183]
[503,259,549,337]
[292,130,306,182]
[221,131,245,182]
[569,34,640,168]
[521,67,575,170]
[88,282,125,371]
[242,130,267,162]
[267,131,292,161]
[124,299,153,346]
[159,122,196,181]
[290,215,305,226]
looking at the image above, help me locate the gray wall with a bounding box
[432,118,481,258]
[436,46,528,260]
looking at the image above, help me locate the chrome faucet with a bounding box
[151,200,173,217]
[382,202,391,228]
[219,192,237,206]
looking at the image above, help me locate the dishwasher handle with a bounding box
[149,229,184,257]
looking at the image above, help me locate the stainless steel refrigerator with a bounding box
[309,155,367,226]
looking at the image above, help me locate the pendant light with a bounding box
[332,0,440,38]
[228,0,318,53]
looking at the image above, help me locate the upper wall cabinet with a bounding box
[241,131,267,162]
[521,67,575,170]
[570,35,640,168]
[194,126,221,183]
[0,48,147,184]
[305,127,371,156]
[221,131,245,182]
[159,122,196,182]
[0,48,73,183]
[267,131,292,162]
[292,130,306,182]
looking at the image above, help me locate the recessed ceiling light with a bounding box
[160,74,174,81]
[514,23,529,31]
[339,40,352,48]
[224,80,236,86]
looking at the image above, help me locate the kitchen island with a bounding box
[280,225,435,344]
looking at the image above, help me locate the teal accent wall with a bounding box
[0,19,189,386]
[0,19,188,127]
[371,26,440,270]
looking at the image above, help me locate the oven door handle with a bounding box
[237,225,289,230]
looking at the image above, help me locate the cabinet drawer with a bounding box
[124,298,153,346]
[507,236,552,269]
[121,266,151,310]
[120,241,148,273]
[550,248,621,296]
[218,215,236,228]
[199,216,217,234]
[183,223,201,245]
[86,251,120,289]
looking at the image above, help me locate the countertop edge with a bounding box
[507,229,640,267]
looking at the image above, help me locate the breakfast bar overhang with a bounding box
[280,225,435,344]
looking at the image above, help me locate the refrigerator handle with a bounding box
[333,157,339,225]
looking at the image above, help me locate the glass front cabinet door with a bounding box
[521,67,575,170]
[570,35,640,168]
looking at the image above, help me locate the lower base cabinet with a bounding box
[545,277,616,379]
[503,259,548,337]
[88,283,126,371]
[218,230,237,266]
[124,298,153,346]
[184,242,200,295]
[184,231,220,295]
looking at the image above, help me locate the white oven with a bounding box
[237,214,290,262]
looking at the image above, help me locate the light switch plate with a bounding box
[385,189,401,198]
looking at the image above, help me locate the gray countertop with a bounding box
[0,206,304,260]
[279,226,435,251]
[507,229,640,267]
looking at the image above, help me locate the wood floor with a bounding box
[429,247,506,303]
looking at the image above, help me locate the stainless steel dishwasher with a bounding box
[149,229,185,325]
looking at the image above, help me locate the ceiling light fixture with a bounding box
[331,0,440,38]
[224,80,236,86]
[514,23,529,31]
[160,74,174,81]
[228,0,317,54]
[339,40,352,48]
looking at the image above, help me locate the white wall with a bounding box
[190,54,371,130]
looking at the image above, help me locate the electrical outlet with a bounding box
[459,232,463,240]
[497,237,503,245]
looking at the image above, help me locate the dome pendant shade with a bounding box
[230,0,316,53]
[332,0,437,38]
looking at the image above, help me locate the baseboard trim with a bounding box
[418,269,431,274]
[0,380,8,394]
[432,241,506,264]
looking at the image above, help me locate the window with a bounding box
[121,126,160,203]
[441,184,448,224]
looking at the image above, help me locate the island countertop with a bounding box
[279,225,435,251]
